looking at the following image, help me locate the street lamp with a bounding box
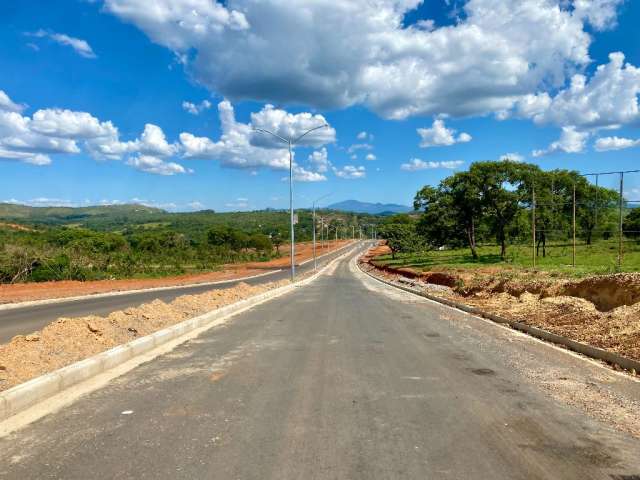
[253,123,329,281]
[312,194,331,271]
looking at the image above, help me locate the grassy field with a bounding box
[373,238,640,278]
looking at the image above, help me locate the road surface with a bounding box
[1,246,640,479]
[0,243,353,343]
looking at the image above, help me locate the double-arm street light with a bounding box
[253,123,329,281]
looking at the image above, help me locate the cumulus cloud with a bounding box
[0,90,191,174]
[0,90,25,112]
[522,53,640,130]
[249,105,335,149]
[365,153,377,161]
[572,0,624,31]
[292,166,327,182]
[180,100,334,182]
[417,119,472,148]
[532,126,590,157]
[333,165,366,179]
[182,99,212,115]
[126,154,190,176]
[400,159,464,171]
[594,136,640,152]
[347,143,373,154]
[104,0,619,119]
[27,29,96,58]
[308,148,330,173]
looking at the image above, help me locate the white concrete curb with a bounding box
[0,243,360,422]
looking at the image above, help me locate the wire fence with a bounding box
[527,169,640,272]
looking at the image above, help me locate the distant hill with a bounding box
[327,200,411,215]
[0,203,167,228]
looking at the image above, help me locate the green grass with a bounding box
[374,238,640,278]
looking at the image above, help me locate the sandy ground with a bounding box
[0,240,352,304]
[0,279,291,391]
[363,244,640,365]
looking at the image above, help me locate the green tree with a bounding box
[378,222,421,259]
[623,208,640,239]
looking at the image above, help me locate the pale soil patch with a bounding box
[362,247,640,363]
[0,240,352,304]
[0,280,289,392]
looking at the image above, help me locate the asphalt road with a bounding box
[0,244,353,343]
[1,247,640,479]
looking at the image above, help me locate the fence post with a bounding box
[572,184,576,268]
[532,188,536,268]
[618,172,624,271]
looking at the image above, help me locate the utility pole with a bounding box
[253,123,329,282]
[312,194,331,271]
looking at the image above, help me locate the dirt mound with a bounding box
[0,280,288,391]
[422,272,459,288]
[560,273,640,312]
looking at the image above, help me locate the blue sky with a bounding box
[1,0,640,211]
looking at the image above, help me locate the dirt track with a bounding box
[0,240,351,304]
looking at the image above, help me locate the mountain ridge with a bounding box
[327,200,411,215]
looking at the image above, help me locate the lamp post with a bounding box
[312,194,331,271]
[253,123,329,281]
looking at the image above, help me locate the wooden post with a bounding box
[618,172,624,271]
[532,188,536,268]
[572,184,576,267]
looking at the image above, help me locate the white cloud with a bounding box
[182,99,212,115]
[532,126,589,157]
[417,119,472,148]
[520,53,640,130]
[308,147,330,173]
[572,0,624,31]
[0,90,192,174]
[357,131,374,141]
[594,136,640,152]
[365,153,376,161]
[499,152,524,162]
[333,165,366,179]
[293,166,327,182]
[400,159,464,171]
[104,0,617,120]
[187,201,205,210]
[180,100,334,179]
[126,155,191,176]
[30,109,116,139]
[249,105,335,149]
[27,30,96,58]
[0,90,25,112]
[135,123,178,157]
[347,143,373,154]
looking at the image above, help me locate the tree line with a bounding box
[379,160,633,260]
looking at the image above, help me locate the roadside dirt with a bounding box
[0,280,290,391]
[0,240,352,304]
[362,244,640,364]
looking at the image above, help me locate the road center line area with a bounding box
[1,247,640,479]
